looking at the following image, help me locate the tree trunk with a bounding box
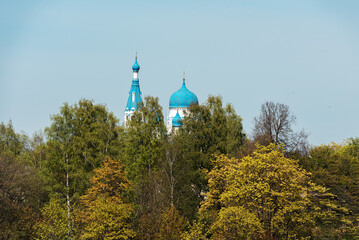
[66,153,71,238]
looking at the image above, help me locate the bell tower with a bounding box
[124,55,142,125]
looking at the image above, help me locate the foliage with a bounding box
[300,140,359,238]
[77,157,135,239]
[0,121,28,155]
[179,96,245,159]
[124,96,166,183]
[0,152,42,239]
[176,96,245,218]
[80,156,131,203]
[211,206,263,239]
[44,99,122,198]
[43,99,122,236]
[4,98,359,239]
[33,198,68,240]
[181,221,207,240]
[123,96,168,238]
[200,144,342,239]
[156,134,200,223]
[155,205,187,240]
[27,131,47,169]
[0,123,49,239]
[79,197,135,240]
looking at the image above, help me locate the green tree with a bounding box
[300,141,359,238]
[34,198,68,240]
[124,96,166,183]
[77,157,135,240]
[0,121,29,156]
[179,96,245,159]
[200,144,343,239]
[161,135,194,211]
[0,124,44,239]
[43,99,122,237]
[0,153,38,239]
[16,131,48,214]
[176,96,245,219]
[123,96,168,239]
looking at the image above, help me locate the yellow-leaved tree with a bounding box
[156,205,187,240]
[34,198,68,240]
[77,157,135,240]
[198,144,345,240]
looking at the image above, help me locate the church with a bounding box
[124,56,198,132]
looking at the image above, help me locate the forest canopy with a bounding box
[1,98,358,239]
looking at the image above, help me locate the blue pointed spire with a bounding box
[125,79,142,111]
[125,56,142,112]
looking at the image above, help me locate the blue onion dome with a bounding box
[172,111,182,127]
[132,57,140,72]
[169,79,198,108]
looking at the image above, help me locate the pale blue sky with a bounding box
[1,0,359,145]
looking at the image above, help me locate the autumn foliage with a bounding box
[2,98,359,239]
[77,157,135,239]
[199,144,347,239]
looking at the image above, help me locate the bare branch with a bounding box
[253,101,308,155]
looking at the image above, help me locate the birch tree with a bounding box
[43,99,122,237]
[123,96,167,239]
